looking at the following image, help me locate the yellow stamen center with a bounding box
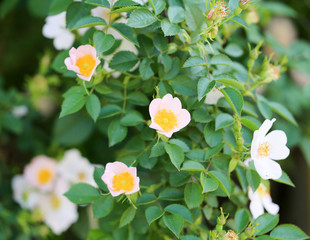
[257,185,270,197]
[112,172,134,192]
[51,195,61,210]
[258,142,271,158]
[223,230,239,240]
[78,172,86,181]
[154,109,178,132]
[37,169,52,184]
[76,54,96,77]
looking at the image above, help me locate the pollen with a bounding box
[258,142,271,158]
[51,195,61,210]
[223,230,239,240]
[257,184,269,197]
[112,172,134,192]
[76,54,96,77]
[78,172,86,181]
[154,109,178,132]
[37,169,52,184]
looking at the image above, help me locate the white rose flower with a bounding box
[204,87,224,105]
[249,183,279,219]
[42,12,75,50]
[12,175,40,210]
[251,118,290,180]
[37,178,78,235]
[58,149,96,186]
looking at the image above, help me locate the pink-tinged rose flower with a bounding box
[64,45,100,81]
[101,161,140,197]
[24,156,57,192]
[149,94,191,138]
[249,183,279,219]
[251,118,290,180]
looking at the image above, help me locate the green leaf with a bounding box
[274,171,295,187]
[136,193,156,205]
[253,214,279,236]
[120,111,144,126]
[127,8,157,28]
[2,113,22,134]
[184,4,204,31]
[86,94,101,122]
[262,2,297,17]
[197,78,215,101]
[113,0,139,8]
[85,0,110,8]
[168,6,185,23]
[100,104,122,119]
[71,16,107,30]
[231,16,248,28]
[159,188,184,201]
[269,101,297,126]
[60,94,87,118]
[246,168,260,192]
[257,97,272,119]
[210,54,232,65]
[139,58,154,79]
[214,75,245,91]
[127,92,149,106]
[66,2,92,29]
[221,87,244,117]
[183,57,205,68]
[180,236,201,240]
[161,19,180,36]
[93,31,115,55]
[170,75,196,96]
[149,0,165,15]
[241,116,260,131]
[111,23,139,46]
[235,208,251,232]
[109,51,138,72]
[119,206,136,227]
[64,183,100,204]
[163,214,184,238]
[92,195,114,218]
[200,173,218,193]
[108,119,128,147]
[193,108,213,123]
[93,167,107,191]
[154,35,168,52]
[208,170,231,197]
[164,143,185,170]
[145,206,164,225]
[150,141,166,158]
[215,113,234,130]
[224,43,244,57]
[184,182,203,209]
[204,122,223,147]
[204,143,224,161]
[165,204,193,223]
[49,0,72,15]
[270,224,309,240]
[53,112,94,146]
[181,161,205,172]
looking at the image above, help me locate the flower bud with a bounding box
[223,230,239,240]
[239,0,250,10]
[167,43,178,54]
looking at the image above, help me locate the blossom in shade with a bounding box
[251,118,289,180]
[64,45,100,81]
[149,94,191,138]
[12,175,39,210]
[204,87,224,104]
[24,156,57,192]
[58,149,96,187]
[42,12,75,50]
[267,64,280,81]
[101,161,140,197]
[249,183,279,219]
[11,105,28,118]
[37,178,78,235]
[207,0,230,20]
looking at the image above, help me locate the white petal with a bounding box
[265,130,290,160]
[53,30,75,50]
[250,199,264,219]
[204,87,224,104]
[262,195,280,215]
[258,118,276,138]
[251,130,261,160]
[149,98,162,119]
[176,109,191,130]
[254,158,282,180]
[161,96,182,115]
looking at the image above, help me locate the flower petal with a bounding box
[204,87,224,105]
[176,109,191,130]
[149,122,163,131]
[250,199,264,219]
[53,30,75,50]
[254,158,282,180]
[262,195,279,215]
[161,95,182,115]
[149,98,162,119]
[105,161,129,175]
[125,177,140,195]
[265,130,290,160]
[258,118,276,138]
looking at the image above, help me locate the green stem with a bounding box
[83,81,90,96]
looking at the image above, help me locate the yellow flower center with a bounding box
[154,109,178,132]
[258,142,271,158]
[112,172,134,192]
[76,54,96,77]
[51,195,61,210]
[257,185,269,197]
[37,169,52,184]
[78,172,86,181]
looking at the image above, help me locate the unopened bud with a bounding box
[245,224,257,237]
[239,0,250,10]
[167,43,178,54]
